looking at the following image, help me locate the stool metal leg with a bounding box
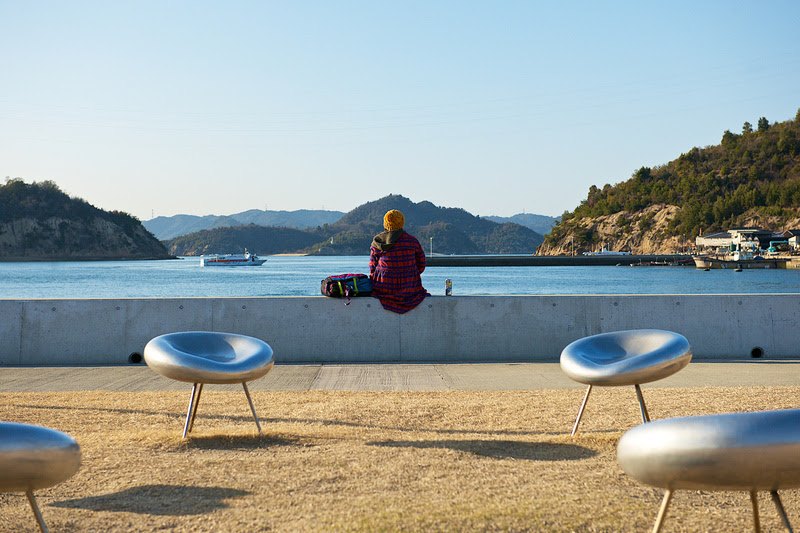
[771,491,794,532]
[571,385,592,436]
[751,490,761,533]
[242,382,263,435]
[188,383,204,434]
[183,382,203,438]
[26,490,48,533]
[634,384,651,423]
[652,489,672,533]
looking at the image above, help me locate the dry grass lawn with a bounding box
[2,386,800,532]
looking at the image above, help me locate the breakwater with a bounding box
[427,255,690,267]
[1,294,798,366]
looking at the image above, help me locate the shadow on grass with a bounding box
[52,484,249,515]
[181,433,301,450]
[14,403,574,437]
[367,439,596,461]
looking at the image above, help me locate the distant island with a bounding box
[483,213,559,237]
[0,179,172,261]
[144,207,557,241]
[144,209,346,241]
[164,195,546,256]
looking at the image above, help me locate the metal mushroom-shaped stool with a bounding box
[618,409,800,532]
[0,422,81,533]
[144,331,274,438]
[560,329,692,435]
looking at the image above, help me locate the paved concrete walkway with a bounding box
[1,361,799,392]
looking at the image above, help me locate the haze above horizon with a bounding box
[2,2,798,221]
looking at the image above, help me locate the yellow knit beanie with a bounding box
[383,210,405,231]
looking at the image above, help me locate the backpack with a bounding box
[321,273,373,304]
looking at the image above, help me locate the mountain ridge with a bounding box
[484,213,558,236]
[145,207,556,241]
[145,209,345,240]
[164,195,544,256]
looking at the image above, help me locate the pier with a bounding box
[426,254,691,267]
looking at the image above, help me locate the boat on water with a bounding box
[692,253,787,270]
[200,250,266,267]
[583,247,632,256]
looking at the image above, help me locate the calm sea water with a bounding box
[1,256,800,299]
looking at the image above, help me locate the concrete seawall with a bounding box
[2,295,799,366]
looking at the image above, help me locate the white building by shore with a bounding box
[695,227,797,253]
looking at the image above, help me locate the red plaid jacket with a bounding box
[369,232,429,314]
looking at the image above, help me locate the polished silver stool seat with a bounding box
[618,409,800,532]
[0,422,81,533]
[560,329,692,435]
[144,331,274,438]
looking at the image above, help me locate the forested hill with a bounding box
[321,195,543,255]
[540,109,800,255]
[484,213,558,236]
[0,179,172,260]
[165,225,322,256]
[166,195,544,256]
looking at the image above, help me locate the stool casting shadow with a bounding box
[0,422,81,533]
[618,409,800,532]
[144,331,274,438]
[560,329,692,435]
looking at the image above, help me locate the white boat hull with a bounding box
[693,256,786,270]
[201,258,266,266]
[200,251,266,267]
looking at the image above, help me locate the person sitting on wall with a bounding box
[369,209,430,314]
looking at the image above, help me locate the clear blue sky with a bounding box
[2,1,799,221]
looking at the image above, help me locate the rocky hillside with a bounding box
[537,204,686,255]
[0,179,172,260]
[537,204,800,255]
[540,109,800,255]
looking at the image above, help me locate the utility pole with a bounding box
[430,237,433,256]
